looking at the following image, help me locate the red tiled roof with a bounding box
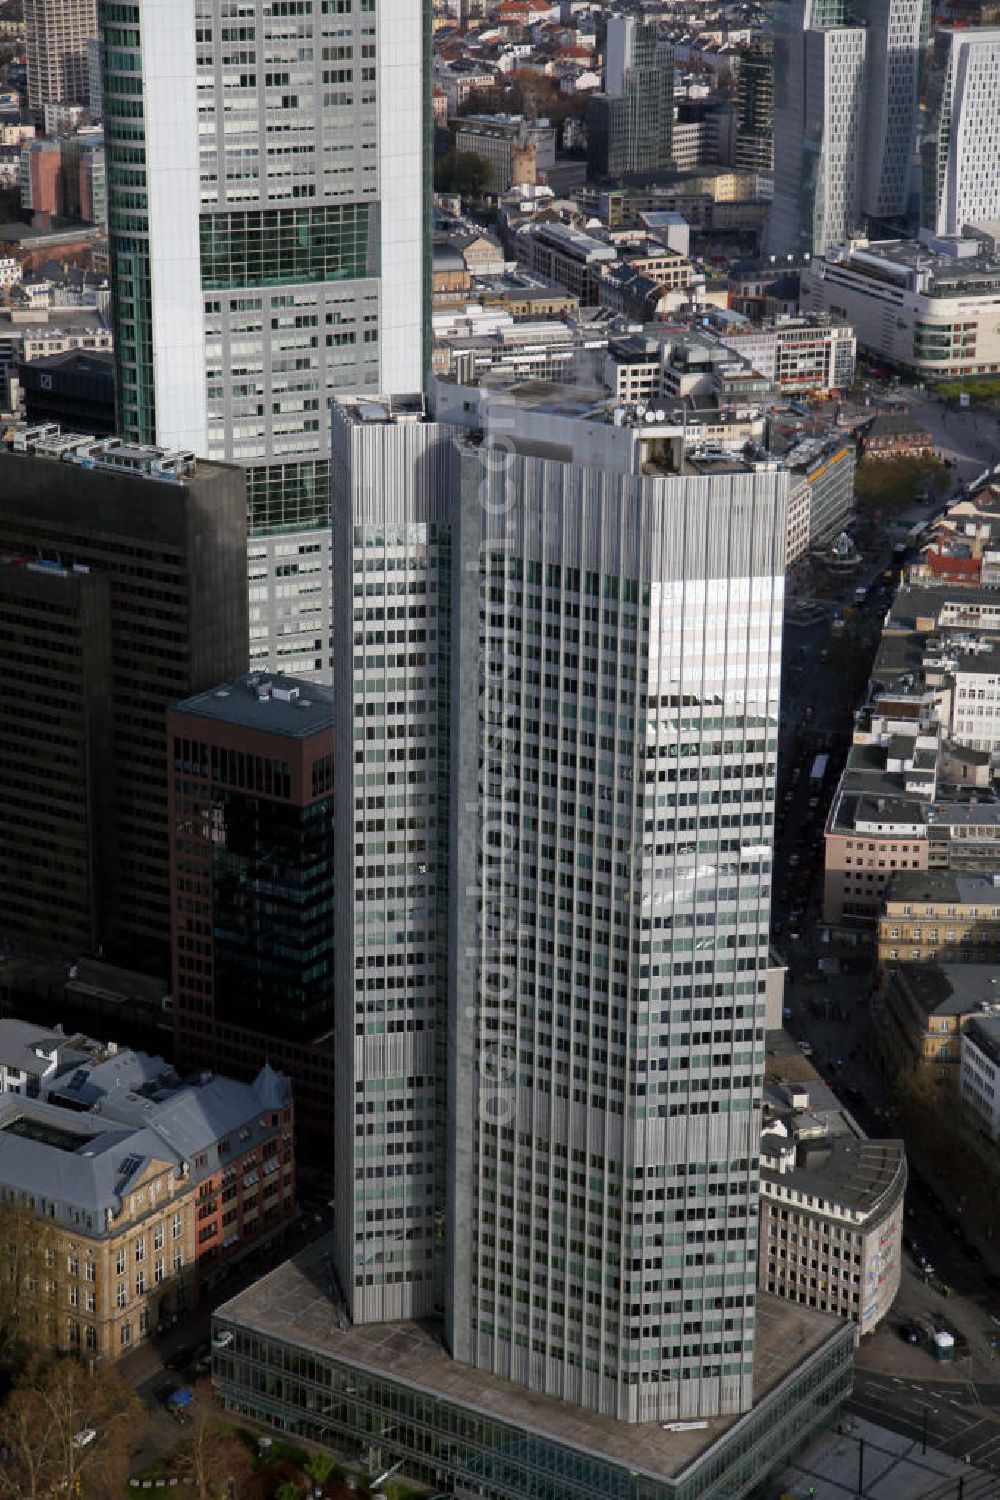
[925,550,981,579]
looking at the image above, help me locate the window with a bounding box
[172,1248,183,1274]
[153,1224,164,1252]
[172,1212,183,1241]
[154,1257,164,1285]
[134,1238,145,1264]
[85,1261,95,1283]
[135,1270,146,1296]
[67,1255,79,1277]
[85,1326,97,1351]
[69,1285,79,1308]
[116,1248,126,1276]
[120,1321,132,1347]
[117,1283,127,1309]
[85,1289,96,1314]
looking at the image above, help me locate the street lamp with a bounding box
[921,1403,939,1454]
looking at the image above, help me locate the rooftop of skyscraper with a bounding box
[216,1233,847,1483]
[172,674,334,738]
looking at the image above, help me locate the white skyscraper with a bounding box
[100,0,427,679]
[858,0,928,222]
[769,0,928,257]
[331,386,788,1421]
[770,0,867,257]
[922,28,1000,238]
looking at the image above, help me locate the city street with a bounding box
[887,387,1000,487]
[847,1370,1000,1474]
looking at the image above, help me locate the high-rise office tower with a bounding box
[858,0,928,224]
[167,672,336,1156]
[0,558,113,960]
[769,0,927,256]
[734,39,774,172]
[770,0,868,258]
[99,0,428,681]
[586,17,674,179]
[331,387,787,1420]
[25,0,97,108]
[921,28,1000,238]
[331,394,451,1324]
[0,426,248,975]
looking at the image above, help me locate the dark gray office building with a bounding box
[0,425,248,974]
[587,17,674,179]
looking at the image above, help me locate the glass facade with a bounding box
[247,460,333,538]
[211,1315,854,1500]
[102,0,425,683]
[211,788,335,1040]
[99,0,154,443]
[331,407,455,1326]
[448,453,785,1422]
[199,205,375,291]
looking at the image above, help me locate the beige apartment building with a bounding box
[874,961,996,1090]
[0,1112,198,1360]
[877,871,1000,972]
[0,1022,294,1363]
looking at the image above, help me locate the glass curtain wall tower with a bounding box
[331,390,787,1422]
[769,0,927,256]
[100,0,427,680]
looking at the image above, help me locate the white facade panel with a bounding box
[377,0,426,394]
[140,0,207,454]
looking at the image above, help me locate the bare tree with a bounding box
[0,1357,143,1499]
[175,1384,260,1500]
[0,1202,59,1374]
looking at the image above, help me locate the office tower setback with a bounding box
[0,426,248,975]
[921,28,1000,239]
[331,395,451,1324]
[25,0,97,108]
[99,0,428,680]
[331,387,787,1422]
[769,0,928,256]
[168,673,336,1155]
[587,18,674,179]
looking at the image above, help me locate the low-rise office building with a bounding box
[823,583,1000,929]
[212,1240,854,1500]
[453,115,556,191]
[720,317,856,396]
[0,1019,294,1360]
[864,413,934,461]
[874,961,997,1089]
[803,238,1000,378]
[960,1013,1000,1140]
[759,1080,905,1338]
[877,871,1000,972]
[510,219,618,304]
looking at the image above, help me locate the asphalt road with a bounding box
[849,1371,1000,1473]
[888,387,1000,486]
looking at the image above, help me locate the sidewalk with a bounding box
[775,1415,984,1499]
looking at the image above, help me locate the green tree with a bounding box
[854,455,949,514]
[434,149,493,198]
[304,1451,339,1484]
